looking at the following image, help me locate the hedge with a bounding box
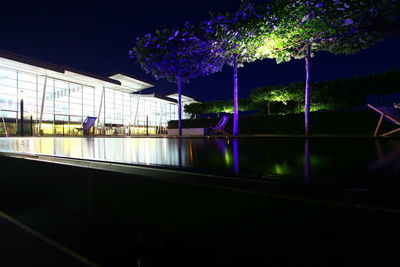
[168,109,396,136]
[184,68,400,116]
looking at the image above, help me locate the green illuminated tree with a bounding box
[250,82,305,114]
[325,0,400,55]
[184,98,258,115]
[256,0,399,135]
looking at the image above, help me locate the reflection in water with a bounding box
[216,139,231,169]
[304,139,310,181]
[188,140,194,164]
[0,137,400,180]
[233,139,239,174]
[369,140,400,174]
[178,138,182,168]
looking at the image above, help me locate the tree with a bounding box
[256,0,397,135]
[131,22,223,136]
[186,68,399,117]
[322,0,400,106]
[250,82,305,114]
[325,0,400,55]
[203,1,267,136]
[256,0,352,135]
[184,98,258,115]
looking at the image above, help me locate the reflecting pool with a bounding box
[0,137,400,182]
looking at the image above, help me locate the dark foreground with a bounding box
[1,154,400,266]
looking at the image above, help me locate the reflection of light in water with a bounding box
[178,138,182,168]
[17,139,24,151]
[114,139,124,162]
[304,139,310,180]
[1,137,400,178]
[70,138,85,158]
[84,138,95,159]
[33,138,40,153]
[214,139,239,172]
[189,140,194,164]
[233,139,239,174]
[273,162,291,175]
[40,138,54,154]
[224,149,232,166]
[309,155,329,166]
[144,138,151,165]
[27,138,34,153]
[62,138,71,157]
[131,138,139,163]
[123,139,131,162]
[0,137,400,178]
[163,138,167,162]
[216,139,229,168]
[369,141,400,173]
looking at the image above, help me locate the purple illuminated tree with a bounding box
[203,1,265,136]
[131,23,223,136]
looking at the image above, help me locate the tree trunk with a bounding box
[178,74,182,136]
[267,102,271,116]
[305,46,311,136]
[233,55,239,137]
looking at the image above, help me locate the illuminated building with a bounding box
[0,49,195,136]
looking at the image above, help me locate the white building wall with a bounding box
[0,62,183,135]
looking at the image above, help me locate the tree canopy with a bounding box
[131,22,223,83]
[131,22,224,135]
[131,0,400,136]
[203,0,266,66]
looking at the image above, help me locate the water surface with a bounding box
[1,137,399,183]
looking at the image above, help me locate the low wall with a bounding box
[167,127,209,136]
[1,154,400,266]
[168,110,392,135]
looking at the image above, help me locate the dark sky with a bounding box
[2,0,400,102]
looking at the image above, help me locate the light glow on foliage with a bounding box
[131,0,399,135]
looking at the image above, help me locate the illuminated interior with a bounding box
[0,49,194,136]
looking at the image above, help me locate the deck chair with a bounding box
[209,115,229,136]
[367,104,400,137]
[75,116,97,136]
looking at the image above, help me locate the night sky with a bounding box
[2,0,400,102]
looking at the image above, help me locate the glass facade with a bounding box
[0,64,187,136]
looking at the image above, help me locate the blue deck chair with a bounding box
[368,104,400,137]
[75,116,97,136]
[209,115,229,136]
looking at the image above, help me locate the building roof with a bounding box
[0,49,121,86]
[136,93,178,103]
[0,49,156,93]
[166,93,197,104]
[0,49,196,103]
[109,72,153,91]
[109,71,154,88]
[0,49,64,73]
